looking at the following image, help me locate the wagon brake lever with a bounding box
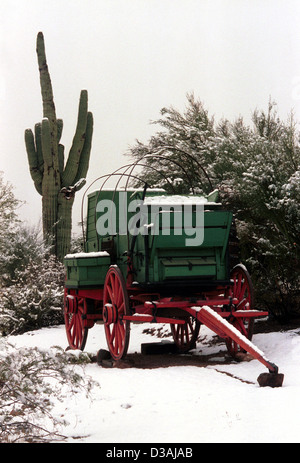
[151,301,158,323]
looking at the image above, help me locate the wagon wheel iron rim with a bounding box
[225,264,254,359]
[171,317,201,353]
[103,266,130,361]
[64,291,88,351]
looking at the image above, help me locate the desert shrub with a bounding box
[0,221,65,335]
[0,341,96,442]
[0,251,64,335]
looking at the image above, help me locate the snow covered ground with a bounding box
[6,321,300,444]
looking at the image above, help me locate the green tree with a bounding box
[128,95,300,320]
[127,93,215,194]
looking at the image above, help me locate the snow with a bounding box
[5,321,300,443]
[143,194,220,206]
[64,251,110,259]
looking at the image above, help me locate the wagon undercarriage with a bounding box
[64,263,284,387]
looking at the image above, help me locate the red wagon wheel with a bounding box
[64,292,88,351]
[226,264,254,358]
[171,317,201,353]
[103,266,130,361]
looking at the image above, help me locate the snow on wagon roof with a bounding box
[143,189,221,206]
[143,195,219,206]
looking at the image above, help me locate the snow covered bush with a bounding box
[0,249,65,335]
[0,172,20,228]
[0,341,96,442]
[0,174,65,335]
[0,223,48,285]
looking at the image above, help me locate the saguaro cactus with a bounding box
[25,32,93,261]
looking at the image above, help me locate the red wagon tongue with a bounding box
[194,305,284,388]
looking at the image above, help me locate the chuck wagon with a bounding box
[63,166,284,387]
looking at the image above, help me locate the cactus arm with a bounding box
[58,144,65,174]
[56,119,65,173]
[34,123,44,175]
[57,119,63,143]
[73,111,94,188]
[61,89,88,186]
[25,128,43,195]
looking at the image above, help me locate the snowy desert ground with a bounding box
[5,320,300,444]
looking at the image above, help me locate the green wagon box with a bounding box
[64,251,111,288]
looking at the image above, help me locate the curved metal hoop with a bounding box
[80,149,214,245]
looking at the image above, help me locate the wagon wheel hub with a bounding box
[103,303,118,325]
[65,295,78,314]
[231,297,239,307]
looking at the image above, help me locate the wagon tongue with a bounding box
[194,306,284,388]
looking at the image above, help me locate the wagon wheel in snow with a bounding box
[64,292,89,351]
[103,266,131,360]
[225,264,254,359]
[170,317,201,353]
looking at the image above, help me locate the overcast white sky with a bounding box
[1,0,300,233]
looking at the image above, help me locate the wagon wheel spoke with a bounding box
[226,265,254,359]
[106,284,114,304]
[116,283,123,307]
[103,266,130,361]
[170,317,200,353]
[116,323,125,355]
[236,297,248,310]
